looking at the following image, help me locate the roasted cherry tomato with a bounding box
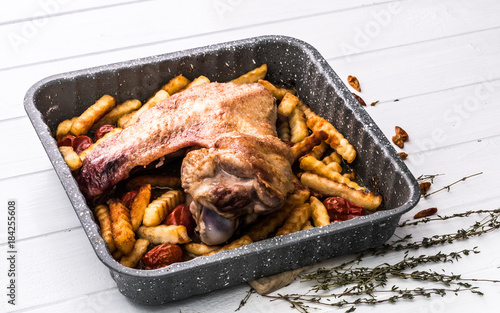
[121,189,139,208]
[164,204,195,234]
[57,134,75,147]
[94,124,115,141]
[142,243,183,270]
[73,135,93,154]
[323,197,365,223]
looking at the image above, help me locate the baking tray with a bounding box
[24,35,420,305]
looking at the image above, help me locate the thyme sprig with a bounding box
[256,209,500,313]
[422,172,483,198]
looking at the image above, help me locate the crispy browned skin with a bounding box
[77,83,295,244]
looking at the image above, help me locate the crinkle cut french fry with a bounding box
[79,128,122,161]
[291,131,328,160]
[122,89,169,128]
[277,114,291,142]
[184,243,221,256]
[108,199,136,255]
[343,172,356,180]
[142,190,185,226]
[70,95,116,136]
[137,225,191,245]
[298,101,356,163]
[184,76,210,89]
[231,64,267,84]
[289,106,308,143]
[161,75,191,95]
[120,238,149,268]
[245,186,310,241]
[56,117,77,139]
[92,99,142,131]
[257,79,295,100]
[278,92,300,117]
[300,172,382,211]
[94,204,116,253]
[300,155,363,191]
[301,220,314,230]
[307,141,329,160]
[130,184,151,231]
[323,151,342,165]
[112,250,123,260]
[125,175,181,191]
[205,235,253,256]
[275,203,312,236]
[117,111,134,128]
[58,146,82,171]
[309,196,330,227]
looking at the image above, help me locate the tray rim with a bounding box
[23,34,421,280]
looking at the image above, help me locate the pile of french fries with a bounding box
[55,64,382,269]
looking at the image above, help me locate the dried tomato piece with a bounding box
[121,189,139,208]
[142,243,183,269]
[414,207,437,219]
[57,134,75,147]
[73,135,93,154]
[323,197,365,223]
[94,124,115,141]
[164,204,195,234]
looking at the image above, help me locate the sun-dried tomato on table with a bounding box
[323,197,365,223]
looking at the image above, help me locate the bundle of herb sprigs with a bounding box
[238,173,500,312]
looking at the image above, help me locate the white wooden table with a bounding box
[1,1,500,312]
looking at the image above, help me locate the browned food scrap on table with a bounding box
[413,207,438,219]
[54,64,384,270]
[398,152,408,160]
[392,126,409,148]
[370,100,379,106]
[419,182,432,195]
[347,75,361,92]
[352,93,367,106]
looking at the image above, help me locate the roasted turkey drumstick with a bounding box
[77,82,295,245]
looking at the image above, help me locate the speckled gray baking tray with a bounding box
[24,35,420,305]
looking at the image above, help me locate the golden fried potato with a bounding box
[300,172,382,211]
[108,199,136,255]
[205,235,253,256]
[245,186,310,241]
[143,190,185,226]
[277,114,291,142]
[161,75,191,95]
[120,238,149,268]
[231,64,267,84]
[289,106,308,143]
[322,151,342,165]
[137,225,191,245]
[184,243,221,256]
[58,146,82,171]
[343,172,356,180]
[94,204,116,253]
[56,117,77,139]
[301,220,314,230]
[79,128,122,161]
[298,101,356,163]
[300,156,362,190]
[185,76,210,89]
[70,95,116,136]
[112,250,123,261]
[275,203,312,236]
[309,196,330,227]
[121,90,169,128]
[92,99,141,130]
[130,184,151,231]
[116,111,134,128]
[125,175,181,191]
[307,141,329,160]
[277,92,300,117]
[291,131,328,160]
[258,79,295,100]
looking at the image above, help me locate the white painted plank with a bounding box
[0,170,80,243]
[0,0,390,69]
[0,0,134,25]
[3,0,500,121]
